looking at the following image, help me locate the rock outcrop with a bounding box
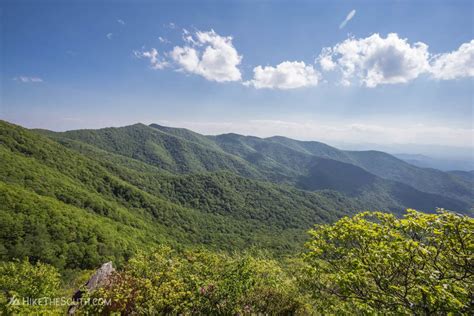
[68,261,115,314]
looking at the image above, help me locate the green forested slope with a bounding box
[296,157,469,212]
[48,123,472,213]
[2,119,471,271]
[149,123,223,151]
[151,126,472,206]
[342,150,473,203]
[55,123,262,177]
[45,132,456,219]
[266,136,473,204]
[0,120,361,270]
[0,182,154,269]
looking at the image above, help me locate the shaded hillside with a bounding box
[297,157,377,194]
[448,170,474,183]
[296,157,468,212]
[342,150,473,204]
[263,136,473,205]
[394,153,474,171]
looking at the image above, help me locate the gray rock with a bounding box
[68,261,115,314]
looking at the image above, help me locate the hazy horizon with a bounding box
[6,118,472,165]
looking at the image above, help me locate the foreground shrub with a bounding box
[81,246,310,314]
[4,209,469,314]
[302,209,473,314]
[0,259,61,314]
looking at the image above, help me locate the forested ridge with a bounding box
[48,122,474,209]
[1,120,472,314]
[1,120,361,270]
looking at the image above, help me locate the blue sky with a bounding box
[1,0,473,154]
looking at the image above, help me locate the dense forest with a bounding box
[2,210,472,314]
[0,120,472,314]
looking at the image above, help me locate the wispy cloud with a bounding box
[133,48,169,69]
[106,33,113,40]
[339,9,356,29]
[158,36,171,44]
[165,22,176,29]
[117,19,125,25]
[13,76,43,83]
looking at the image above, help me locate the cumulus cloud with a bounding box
[117,19,125,25]
[430,40,474,80]
[169,46,200,72]
[13,76,43,83]
[170,29,242,82]
[106,33,113,40]
[244,61,319,89]
[134,26,472,88]
[134,29,242,82]
[318,33,430,87]
[133,48,169,69]
[317,47,337,71]
[339,9,356,29]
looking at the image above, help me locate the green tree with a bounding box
[302,209,473,314]
[81,246,310,315]
[0,259,62,314]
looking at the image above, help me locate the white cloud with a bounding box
[158,36,170,44]
[13,76,43,83]
[136,29,243,82]
[170,29,242,82]
[244,61,319,89]
[430,40,474,80]
[181,29,196,45]
[134,48,169,69]
[134,27,472,88]
[117,19,125,25]
[339,9,356,29]
[106,33,113,40]
[170,46,200,72]
[318,33,430,87]
[317,47,337,71]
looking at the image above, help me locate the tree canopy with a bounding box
[1,210,471,314]
[302,209,473,314]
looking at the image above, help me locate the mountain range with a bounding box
[394,153,474,172]
[1,120,472,271]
